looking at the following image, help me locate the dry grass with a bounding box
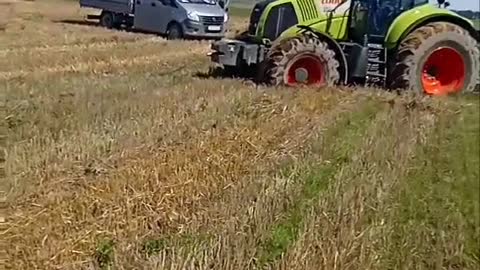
[0,2,13,31]
[2,1,479,269]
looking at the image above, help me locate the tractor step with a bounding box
[368,59,385,64]
[366,43,387,87]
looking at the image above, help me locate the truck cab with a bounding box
[134,0,228,39]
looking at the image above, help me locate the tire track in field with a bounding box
[186,92,379,233]
[274,99,438,270]
[146,96,440,270]
[4,66,229,197]
[6,80,255,270]
[6,89,363,268]
[375,103,479,269]
[146,94,388,269]
[0,45,211,80]
[0,37,161,57]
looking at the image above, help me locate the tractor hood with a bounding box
[319,0,351,15]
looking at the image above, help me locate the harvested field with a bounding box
[2,1,479,269]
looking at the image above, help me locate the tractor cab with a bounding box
[242,0,435,86]
[244,0,450,42]
[348,0,430,42]
[242,0,428,43]
[209,0,479,95]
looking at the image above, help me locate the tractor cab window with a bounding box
[400,0,428,10]
[414,0,428,5]
[400,0,413,10]
[350,0,422,41]
[247,0,277,35]
[370,0,398,36]
[263,3,298,41]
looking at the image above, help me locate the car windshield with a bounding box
[177,0,216,4]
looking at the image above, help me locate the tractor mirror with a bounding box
[444,1,450,8]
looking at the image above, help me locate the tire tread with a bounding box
[261,34,340,87]
[389,21,480,93]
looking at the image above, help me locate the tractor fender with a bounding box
[279,26,349,85]
[385,5,479,50]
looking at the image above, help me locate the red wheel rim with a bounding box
[421,47,466,95]
[285,54,325,86]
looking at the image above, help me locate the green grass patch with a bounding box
[380,99,480,269]
[256,99,386,266]
[229,6,253,18]
[258,167,334,264]
[141,233,214,257]
[94,238,115,270]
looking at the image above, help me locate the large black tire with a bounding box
[388,22,480,95]
[261,34,340,87]
[166,23,183,40]
[99,11,115,29]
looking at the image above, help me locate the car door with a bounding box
[134,0,173,33]
[133,0,156,31]
[153,0,175,33]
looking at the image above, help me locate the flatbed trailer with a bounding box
[80,0,134,28]
[79,0,228,40]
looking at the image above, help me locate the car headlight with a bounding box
[223,13,228,22]
[187,11,200,21]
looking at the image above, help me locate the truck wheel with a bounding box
[263,34,340,87]
[99,11,115,29]
[389,22,480,95]
[167,23,183,40]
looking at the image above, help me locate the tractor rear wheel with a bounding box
[262,34,340,87]
[389,22,480,95]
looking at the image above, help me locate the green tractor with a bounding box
[209,0,480,95]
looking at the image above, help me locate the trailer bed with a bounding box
[79,0,133,14]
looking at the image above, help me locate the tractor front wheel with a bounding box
[262,35,340,87]
[389,22,480,95]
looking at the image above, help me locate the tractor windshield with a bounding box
[247,0,277,35]
[367,0,428,36]
[399,0,429,10]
